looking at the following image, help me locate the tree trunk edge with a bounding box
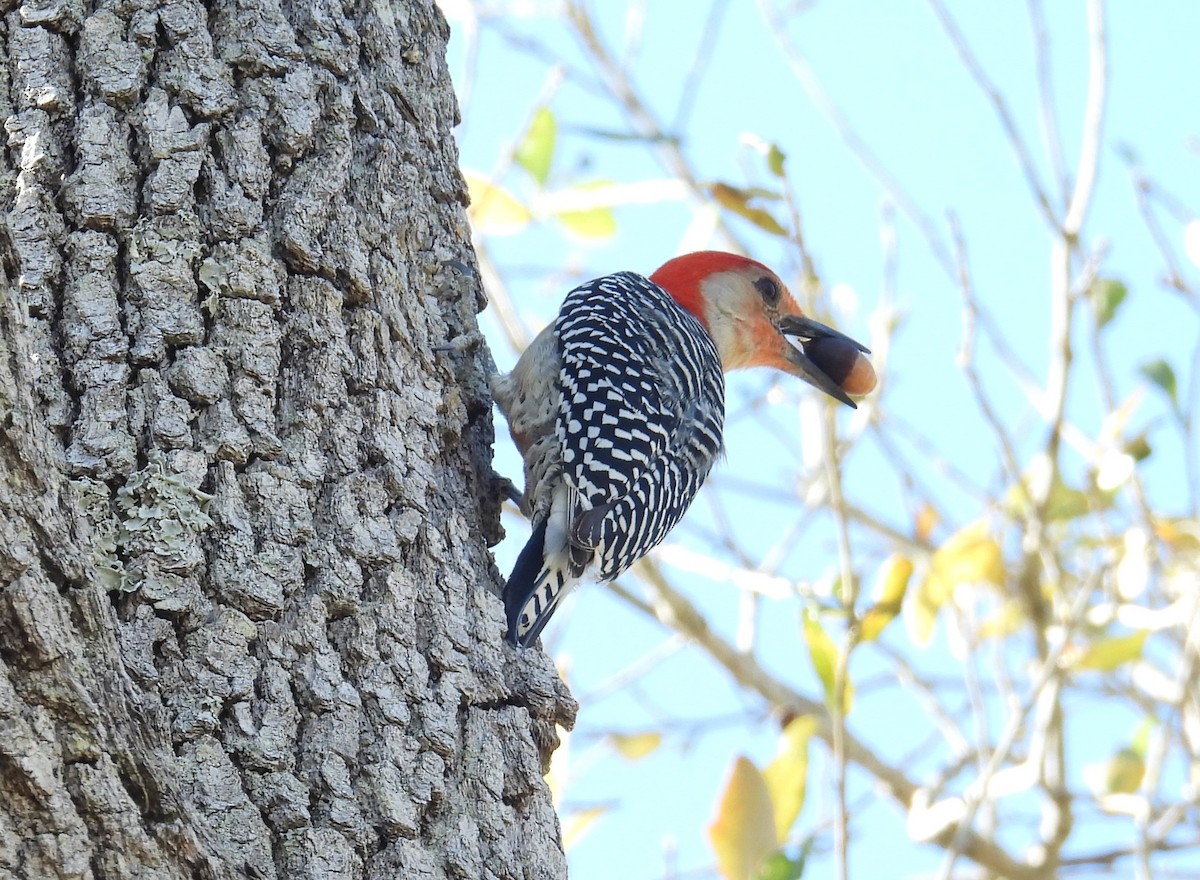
[0,2,576,878]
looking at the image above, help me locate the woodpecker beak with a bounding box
[776,314,874,409]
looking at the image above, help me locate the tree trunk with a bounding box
[0,2,575,878]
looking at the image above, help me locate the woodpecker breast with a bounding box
[492,271,725,645]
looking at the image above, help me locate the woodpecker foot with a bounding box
[491,472,522,508]
[433,331,485,354]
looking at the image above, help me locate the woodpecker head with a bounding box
[650,251,877,407]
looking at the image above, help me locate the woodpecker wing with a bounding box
[556,272,726,578]
[504,272,726,647]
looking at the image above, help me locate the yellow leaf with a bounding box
[516,106,556,186]
[1073,630,1148,671]
[557,205,617,239]
[858,607,892,643]
[860,555,913,642]
[761,716,818,842]
[709,756,779,880]
[933,522,1006,588]
[708,182,788,237]
[552,180,619,240]
[1105,748,1146,793]
[908,522,1004,646]
[905,582,940,647]
[464,170,531,236]
[978,599,1025,640]
[562,804,607,851]
[609,731,662,762]
[1154,517,1200,554]
[802,609,852,713]
[915,502,939,543]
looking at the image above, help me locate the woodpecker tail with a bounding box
[503,520,575,648]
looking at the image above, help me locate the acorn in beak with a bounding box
[776,314,876,408]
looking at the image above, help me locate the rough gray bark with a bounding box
[0,2,575,878]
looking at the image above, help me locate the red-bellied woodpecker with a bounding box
[492,251,876,647]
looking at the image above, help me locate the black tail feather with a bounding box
[503,520,548,646]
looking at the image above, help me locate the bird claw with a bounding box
[433,331,485,354]
[492,472,523,508]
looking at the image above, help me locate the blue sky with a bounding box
[443,2,1200,877]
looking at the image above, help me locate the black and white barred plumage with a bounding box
[492,250,875,648]
[502,272,725,646]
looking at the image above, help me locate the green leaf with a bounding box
[516,107,556,186]
[762,717,818,842]
[766,144,788,178]
[1074,629,1148,671]
[1103,747,1146,794]
[1089,278,1128,329]
[755,851,804,880]
[709,756,779,880]
[1044,478,1093,522]
[1139,359,1179,411]
[1006,469,1098,522]
[802,609,852,713]
[1124,434,1152,462]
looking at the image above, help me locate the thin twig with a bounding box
[757,0,956,279]
[1062,0,1109,239]
[1027,0,1069,207]
[935,575,1097,879]
[820,404,857,880]
[950,214,1025,491]
[1129,167,1197,300]
[565,0,743,252]
[671,0,731,136]
[927,0,1060,231]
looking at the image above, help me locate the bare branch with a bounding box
[671,0,732,136]
[757,0,957,279]
[1062,0,1109,238]
[1027,0,1070,206]
[950,214,1025,491]
[564,0,739,249]
[619,563,1047,880]
[927,0,1061,231]
[935,576,1097,879]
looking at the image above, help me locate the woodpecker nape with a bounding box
[491,251,877,648]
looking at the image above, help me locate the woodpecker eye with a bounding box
[755,276,781,307]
